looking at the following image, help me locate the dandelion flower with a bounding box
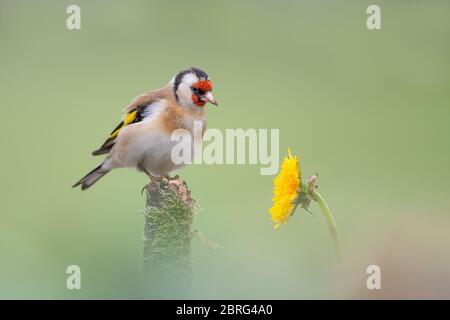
[269,148,301,228]
[267,148,342,260]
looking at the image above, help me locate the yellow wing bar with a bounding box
[110,110,138,139]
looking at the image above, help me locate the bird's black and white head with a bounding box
[171,67,218,108]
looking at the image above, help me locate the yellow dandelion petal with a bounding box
[268,148,301,228]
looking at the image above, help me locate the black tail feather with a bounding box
[73,163,110,190]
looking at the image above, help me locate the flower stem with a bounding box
[311,190,342,261]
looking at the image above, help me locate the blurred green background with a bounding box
[1,0,449,299]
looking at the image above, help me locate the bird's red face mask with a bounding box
[191,80,218,107]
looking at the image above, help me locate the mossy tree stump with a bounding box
[142,175,197,297]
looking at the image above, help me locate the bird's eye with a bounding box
[191,87,205,96]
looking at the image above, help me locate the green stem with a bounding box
[311,190,342,261]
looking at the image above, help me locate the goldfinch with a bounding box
[73,67,218,190]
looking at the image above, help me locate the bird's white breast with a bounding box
[109,99,205,175]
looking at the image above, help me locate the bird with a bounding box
[73,67,218,190]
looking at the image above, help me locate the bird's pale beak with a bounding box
[202,91,219,106]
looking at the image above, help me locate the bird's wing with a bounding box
[91,101,159,156]
[123,88,170,113]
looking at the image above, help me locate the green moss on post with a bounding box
[142,176,196,297]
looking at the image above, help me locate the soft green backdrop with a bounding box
[1,0,449,299]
